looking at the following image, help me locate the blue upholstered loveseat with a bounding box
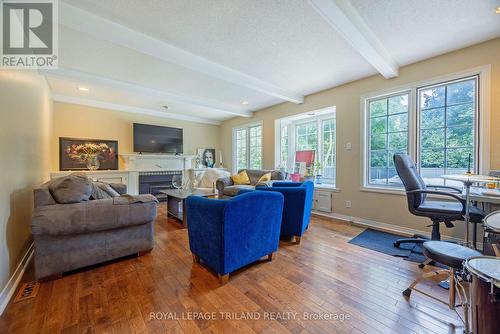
[255,181,314,244]
[185,191,284,284]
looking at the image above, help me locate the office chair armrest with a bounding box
[406,189,465,210]
[426,185,462,194]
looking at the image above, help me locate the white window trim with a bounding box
[275,111,337,186]
[360,65,491,194]
[232,121,263,173]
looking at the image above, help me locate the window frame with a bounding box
[232,122,263,173]
[365,90,412,187]
[360,66,491,194]
[277,111,337,186]
[416,75,480,182]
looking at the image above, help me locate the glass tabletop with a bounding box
[160,188,217,199]
[441,174,500,183]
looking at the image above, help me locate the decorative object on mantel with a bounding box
[197,148,215,168]
[59,138,118,171]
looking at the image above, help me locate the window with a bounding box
[249,125,262,169]
[363,72,482,189]
[235,128,247,171]
[277,108,336,186]
[233,124,262,172]
[418,77,478,184]
[367,92,410,186]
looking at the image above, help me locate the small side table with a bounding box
[160,188,218,226]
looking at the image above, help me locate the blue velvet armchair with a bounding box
[255,181,314,244]
[185,191,284,284]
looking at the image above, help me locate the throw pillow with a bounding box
[231,170,251,185]
[257,172,272,183]
[90,181,121,200]
[199,169,230,188]
[49,173,93,204]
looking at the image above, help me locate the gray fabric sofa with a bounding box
[216,169,285,198]
[32,175,157,280]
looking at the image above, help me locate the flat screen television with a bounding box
[133,123,183,154]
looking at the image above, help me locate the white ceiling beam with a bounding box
[59,2,304,104]
[52,94,221,126]
[42,67,252,118]
[307,0,399,78]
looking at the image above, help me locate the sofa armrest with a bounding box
[32,197,157,236]
[109,183,127,195]
[34,185,56,208]
[216,177,233,192]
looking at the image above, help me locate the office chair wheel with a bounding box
[393,241,401,248]
[402,288,412,298]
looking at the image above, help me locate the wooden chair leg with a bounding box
[449,269,456,309]
[218,274,229,285]
[192,254,200,263]
[268,253,274,261]
[493,244,500,257]
[295,236,301,244]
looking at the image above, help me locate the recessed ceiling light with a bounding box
[496,6,500,13]
[78,86,89,92]
[241,101,249,105]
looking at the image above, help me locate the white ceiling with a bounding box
[46,0,500,125]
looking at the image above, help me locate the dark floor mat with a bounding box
[349,228,424,262]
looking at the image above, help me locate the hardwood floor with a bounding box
[0,204,464,334]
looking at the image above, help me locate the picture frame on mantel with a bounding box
[59,137,119,171]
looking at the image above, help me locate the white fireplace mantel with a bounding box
[120,153,197,172]
[51,154,198,195]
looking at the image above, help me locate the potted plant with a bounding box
[314,161,322,184]
[303,168,315,182]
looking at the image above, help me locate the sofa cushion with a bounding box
[32,196,158,235]
[223,185,255,197]
[258,172,272,183]
[49,173,93,204]
[231,170,251,185]
[90,181,120,200]
[243,169,285,185]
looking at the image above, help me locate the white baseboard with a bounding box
[312,210,464,243]
[0,243,34,315]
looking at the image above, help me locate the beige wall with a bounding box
[52,103,222,170]
[220,38,500,239]
[0,70,52,295]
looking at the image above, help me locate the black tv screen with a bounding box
[133,123,183,154]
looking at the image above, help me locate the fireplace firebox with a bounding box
[138,171,182,201]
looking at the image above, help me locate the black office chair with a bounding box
[393,153,484,248]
